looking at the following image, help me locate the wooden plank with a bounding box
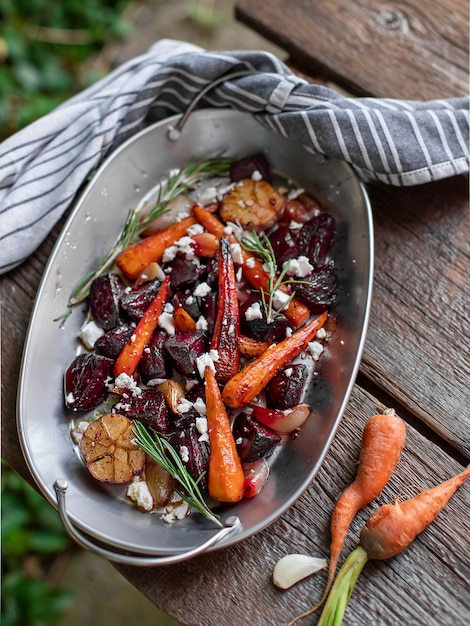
[116,386,470,626]
[235,0,469,99]
[361,176,470,458]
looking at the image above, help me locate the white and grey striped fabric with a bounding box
[1,38,468,274]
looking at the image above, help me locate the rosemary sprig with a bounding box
[240,230,296,323]
[57,154,232,322]
[132,420,222,527]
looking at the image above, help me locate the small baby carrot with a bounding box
[114,277,170,378]
[312,464,470,626]
[116,216,196,279]
[222,312,327,408]
[204,366,245,503]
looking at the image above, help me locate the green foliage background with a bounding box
[0,0,131,140]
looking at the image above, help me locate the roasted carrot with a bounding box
[304,410,406,615]
[311,464,470,626]
[222,312,327,408]
[173,297,197,333]
[116,216,196,279]
[193,205,310,328]
[209,237,240,381]
[204,365,245,503]
[114,276,170,378]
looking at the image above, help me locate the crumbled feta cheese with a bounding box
[127,479,153,512]
[146,377,167,387]
[288,220,304,231]
[251,169,263,181]
[284,368,293,377]
[163,302,174,314]
[162,245,178,263]
[197,186,218,205]
[236,267,243,282]
[177,398,193,414]
[223,222,244,239]
[230,243,244,265]
[316,327,327,340]
[283,256,314,278]
[78,320,104,349]
[193,398,207,416]
[186,223,205,236]
[285,327,293,337]
[66,392,75,405]
[70,420,90,444]
[272,289,292,310]
[245,256,256,269]
[245,301,263,321]
[196,350,219,378]
[287,187,305,200]
[308,341,324,361]
[193,282,211,297]
[196,315,208,331]
[195,416,208,442]
[158,312,175,335]
[114,373,142,396]
[179,445,190,463]
[161,498,190,524]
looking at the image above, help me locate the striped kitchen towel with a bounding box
[0,38,468,274]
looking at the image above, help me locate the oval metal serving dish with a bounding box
[17,109,373,562]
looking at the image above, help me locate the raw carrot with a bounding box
[116,216,196,279]
[204,366,245,503]
[114,276,170,378]
[193,205,310,327]
[311,464,470,626]
[222,312,327,408]
[310,410,407,614]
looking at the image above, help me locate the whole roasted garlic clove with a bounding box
[272,554,327,589]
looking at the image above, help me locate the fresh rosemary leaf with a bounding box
[132,420,222,527]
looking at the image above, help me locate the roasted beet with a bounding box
[266,363,309,410]
[65,353,113,411]
[169,257,205,290]
[138,331,167,383]
[120,279,162,323]
[89,273,125,330]
[94,323,135,359]
[233,413,281,463]
[229,153,272,184]
[113,388,170,435]
[294,262,337,312]
[268,225,301,266]
[240,297,289,342]
[297,213,336,266]
[200,291,218,337]
[173,291,202,321]
[164,331,207,377]
[170,424,209,493]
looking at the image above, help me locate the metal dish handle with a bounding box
[167,69,261,141]
[54,479,241,567]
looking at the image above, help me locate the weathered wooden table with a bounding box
[2,0,469,624]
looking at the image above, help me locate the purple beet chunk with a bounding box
[94,323,135,359]
[138,331,167,383]
[268,225,301,266]
[298,213,336,266]
[229,153,272,184]
[170,424,209,493]
[266,363,309,410]
[89,273,125,330]
[240,297,289,342]
[113,388,170,435]
[294,262,337,312]
[233,413,281,463]
[169,257,205,290]
[120,279,161,323]
[173,291,202,320]
[164,331,208,377]
[65,353,113,411]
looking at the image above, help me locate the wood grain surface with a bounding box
[235,0,470,99]
[115,387,470,626]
